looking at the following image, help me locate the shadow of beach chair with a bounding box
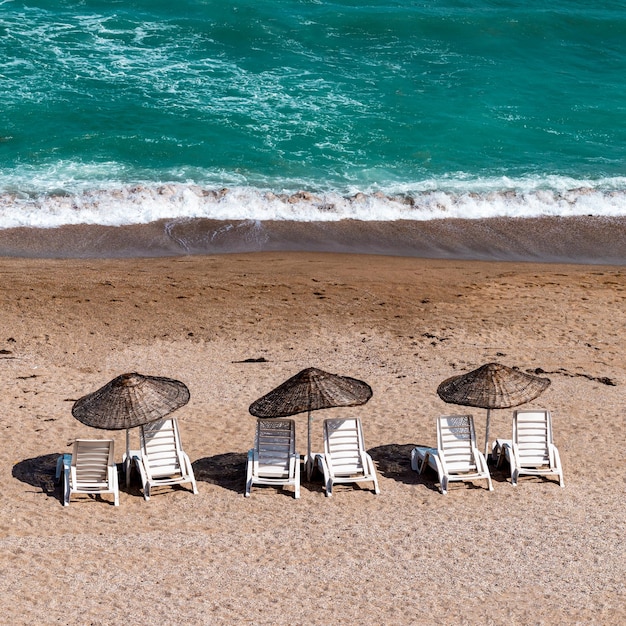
[493,409,564,487]
[411,415,493,494]
[132,417,198,501]
[56,439,119,506]
[315,417,380,497]
[245,418,300,498]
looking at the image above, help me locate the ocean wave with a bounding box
[1,179,626,229]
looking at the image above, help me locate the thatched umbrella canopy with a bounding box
[249,367,372,478]
[437,362,550,455]
[72,372,190,430]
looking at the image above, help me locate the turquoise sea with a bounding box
[1,0,625,258]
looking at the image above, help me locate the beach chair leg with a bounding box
[325,478,333,497]
[63,469,71,506]
[294,468,301,499]
[112,470,119,507]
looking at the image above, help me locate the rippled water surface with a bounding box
[1,1,625,237]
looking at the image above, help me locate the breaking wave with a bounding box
[2,177,626,229]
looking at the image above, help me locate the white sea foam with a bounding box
[1,177,626,229]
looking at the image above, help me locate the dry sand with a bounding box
[0,251,624,625]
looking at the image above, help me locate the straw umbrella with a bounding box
[249,367,372,479]
[436,362,550,456]
[72,372,190,483]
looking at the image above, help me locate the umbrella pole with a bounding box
[306,409,313,480]
[125,428,131,487]
[484,408,491,459]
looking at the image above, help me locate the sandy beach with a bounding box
[0,251,624,625]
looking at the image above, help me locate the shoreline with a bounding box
[0,215,624,264]
[0,251,624,624]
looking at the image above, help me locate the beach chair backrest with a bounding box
[437,415,476,471]
[140,418,183,479]
[513,410,552,466]
[256,419,296,478]
[72,439,114,486]
[323,418,365,476]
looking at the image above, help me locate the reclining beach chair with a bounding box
[245,419,300,498]
[493,409,564,487]
[410,415,493,494]
[56,439,119,506]
[315,418,380,497]
[132,417,198,501]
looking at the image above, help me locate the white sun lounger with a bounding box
[493,409,564,487]
[315,418,380,497]
[56,439,119,506]
[411,415,493,494]
[132,417,198,501]
[245,419,300,498]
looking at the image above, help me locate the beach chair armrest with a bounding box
[471,447,490,474]
[288,452,299,477]
[547,443,560,467]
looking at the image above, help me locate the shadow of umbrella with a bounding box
[368,443,439,492]
[12,453,63,498]
[192,452,248,494]
[368,443,418,484]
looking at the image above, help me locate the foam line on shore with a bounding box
[0,215,624,264]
